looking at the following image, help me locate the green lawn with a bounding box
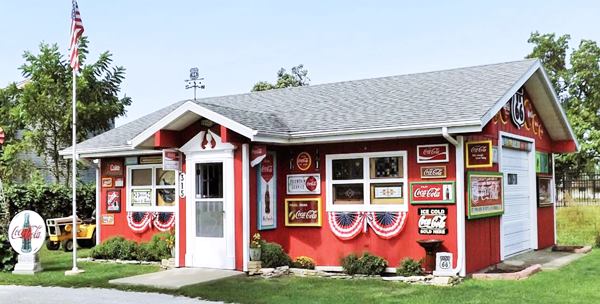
[557,206,600,245]
[0,247,159,288]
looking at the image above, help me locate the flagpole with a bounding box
[70,67,80,273]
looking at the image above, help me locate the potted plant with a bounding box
[249,233,262,261]
[166,227,176,258]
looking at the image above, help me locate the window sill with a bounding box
[126,206,177,213]
[326,204,408,213]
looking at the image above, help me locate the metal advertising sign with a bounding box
[8,210,46,255]
[418,208,448,235]
[537,176,553,207]
[131,189,152,206]
[257,152,276,230]
[466,140,493,168]
[417,144,449,163]
[285,198,321,227]
[410,181,455,204]
[286,174,321,195]
[467,172,504,219]
[162,149,182,171]
[510,89,526,128]
[420,166,447,179]
[296,152,312,171]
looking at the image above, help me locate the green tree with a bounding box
[0,84,32,182]
[252,64,310,91]
[5,37,131,184]
[527,32,600,173]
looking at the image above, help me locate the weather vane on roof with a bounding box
[185,67,205,100]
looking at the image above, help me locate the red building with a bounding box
[61,59,577,275]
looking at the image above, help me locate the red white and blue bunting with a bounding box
[328,211,407,240]
[127,212,175,233]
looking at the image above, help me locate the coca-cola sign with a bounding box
[467,172,504,219]
[285,198,322,227]
[418,208,448,235]
[296,152,312,171]
[258,152,277,230]
[287,174,321,195]
[8,210,46,255]
[261,154,274,183]
[420,166,447,179]
[417,144,449,163]
[103,159,123,176]
[466,140,493,168]
[410,182,455,204]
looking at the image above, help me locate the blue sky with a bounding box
[1,1,598,126]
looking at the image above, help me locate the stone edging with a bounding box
[77,257,161,266]
[471,264,542,280]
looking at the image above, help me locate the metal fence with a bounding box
[556,171,600,207]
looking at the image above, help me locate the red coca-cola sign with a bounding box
[285,198,321,227]
[261,154,274,182]
[305,176,318,191]
[417,144,449,163]
[410,182,455,204]
[420,166,447,179]
[466,140,492,168]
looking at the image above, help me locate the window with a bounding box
[326,151,408,212]
[127,164,177,211]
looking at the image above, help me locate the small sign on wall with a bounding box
[537,176,553,207]
[114,177,124,188]
[103,160,123,177]
[285,198,321,227]
[106,189,121,213]
[101,177,112,188]
[466,140,492,168]
[296,152,312,171]
[420,166,446,179]
[286,174,321,195]
[101,214,114,225]
[467,172,504,219]
[410,182,455,204]
[131,189,152,207]
[417,144,449,163]
[162,149,182,171]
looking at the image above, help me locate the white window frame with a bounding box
[326,151,408,212]
[126,164,177,212]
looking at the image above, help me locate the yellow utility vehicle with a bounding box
[45,216,96,251]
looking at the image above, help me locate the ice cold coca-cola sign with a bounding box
[418,208,448,235]
[417,144,449,163]
[286,174,321,195]
[410,182,455,204]
[285,199,321,227]
[8,210,46,255]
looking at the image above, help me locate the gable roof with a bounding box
[61,59,577,157]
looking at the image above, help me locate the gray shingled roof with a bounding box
[69,59,540,154]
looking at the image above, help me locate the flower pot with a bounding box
[249,247,261,261]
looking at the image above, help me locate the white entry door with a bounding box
[502,147,533,257]
[187,159,235,269]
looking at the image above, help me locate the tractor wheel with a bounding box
[78,231,96,248]
[46,241,60,251]
[62,239,74,252]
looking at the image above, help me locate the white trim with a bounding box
[498,131,538,260]
[62,149,160,159]
[552,153,557,244]
[175,170,181,268]
[125,164,177,213]
[325,151,408,212]
[130,101,257,148]
[95,159,101,245]
[242,144,250,272]
[455,136,466,277]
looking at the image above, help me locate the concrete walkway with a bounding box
[504,247,590,270]
[109,267,243,289]
[0,285,220,304]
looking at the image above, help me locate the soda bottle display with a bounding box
[264,184,271,214]
[21,213,32,253]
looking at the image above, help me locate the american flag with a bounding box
[69,0,84,72]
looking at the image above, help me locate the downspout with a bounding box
[94,159,101,245]
[442,127,466,277]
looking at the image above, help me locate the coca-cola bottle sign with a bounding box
[8,210,47,255]
[410,182,455,204]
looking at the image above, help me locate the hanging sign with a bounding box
[8,210,46,255]
[466,140,492,168]
[257,153,276,230]
[296,152,312,171]
[103,160,123,177]
[417,144,449,163]
[510,89,526,128]
[420,166,447,179]
[418,208,448,235]
[285,198,322,227]
[410,182,455,204]
[162,149,182,171]
[467,172,504,219]
[286,174,321,195]
[251,145,267,167]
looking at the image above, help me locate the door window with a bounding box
[195,162,224,238]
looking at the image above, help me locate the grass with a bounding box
[0,247,159,288]
[556,206,600,245]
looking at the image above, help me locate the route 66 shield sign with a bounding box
[510,90,525,128]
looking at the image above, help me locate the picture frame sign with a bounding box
[537,176,553,207]
[467,172,504,219]
[106,189,121,213]
[417,144,449,163]
[285,198,322,227]
[466,140,493,168]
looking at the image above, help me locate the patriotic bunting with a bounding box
[328,211,407,240]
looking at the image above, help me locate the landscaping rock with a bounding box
[472,264,542,280]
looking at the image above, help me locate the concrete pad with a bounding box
[109,268,243,289]
[504,248,588,271]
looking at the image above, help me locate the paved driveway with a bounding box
[0,286,221,304]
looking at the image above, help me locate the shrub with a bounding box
[0,234,17,272]
[342,252,388,275]
[137,233,171,261]
[90,237,138,260]
[396,258,423,276]
[292,256,316,269]
[261,242,292,268]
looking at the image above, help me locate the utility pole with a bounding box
[185,67,205,100]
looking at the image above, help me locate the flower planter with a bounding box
[250,247,262,261]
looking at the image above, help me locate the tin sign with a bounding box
[418,208,448,235]
[162,149,182,171]
[285,198,321,227]
[417,144,449,163]
[287,174,321,195]
[410,182,455,204]
[8,210,46,255]
[466,140,492,168]
[467,172,504,219]
[296,152,312,171]
[420,166,447,179]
